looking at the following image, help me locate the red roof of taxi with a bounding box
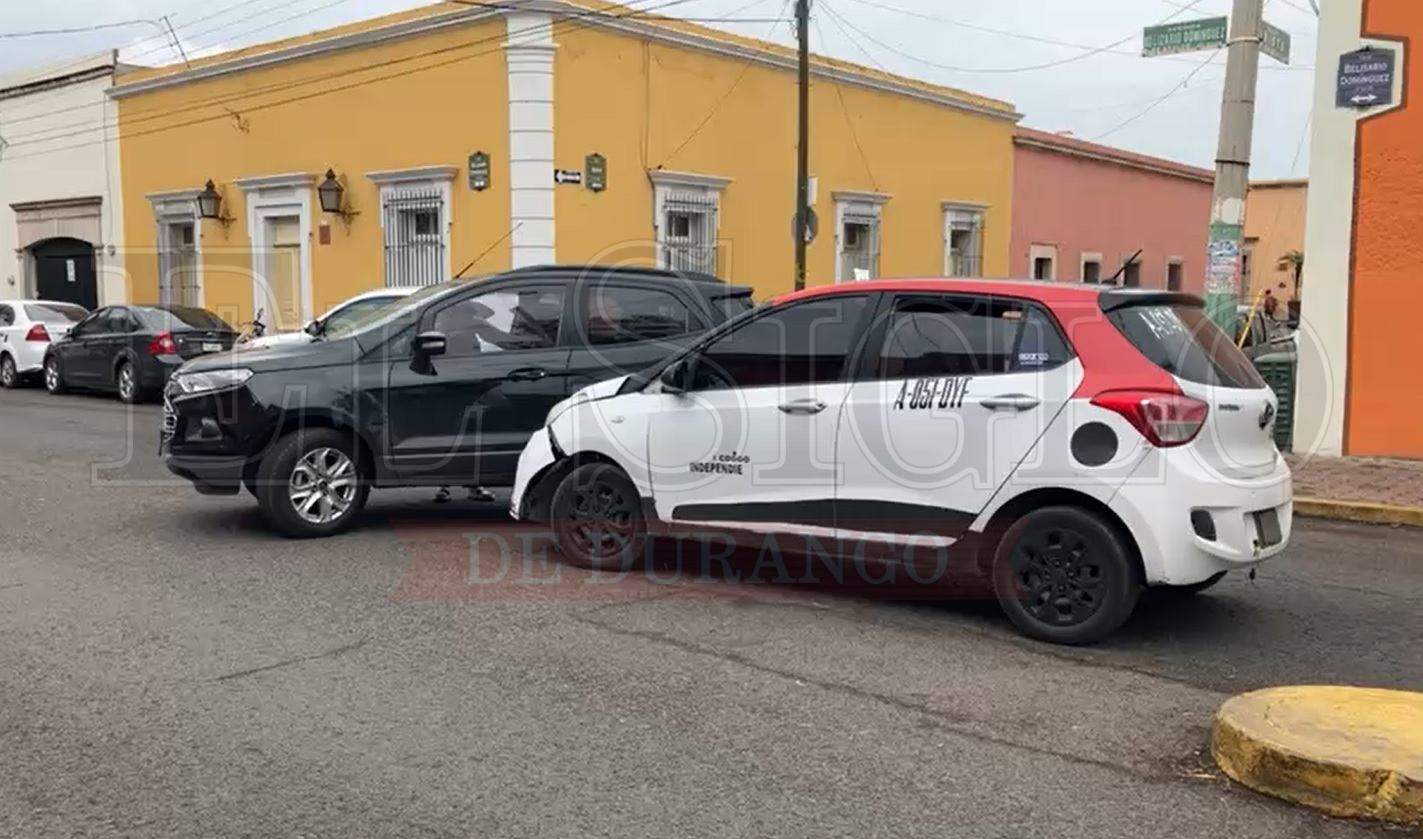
[771,279,1106,306]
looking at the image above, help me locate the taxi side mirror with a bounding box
[660,359,689,395]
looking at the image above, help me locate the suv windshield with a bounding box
[322,280,472,340]
[1107,302,1266,389]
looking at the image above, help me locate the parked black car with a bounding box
[44,304,239,403]
[162,265,756,537]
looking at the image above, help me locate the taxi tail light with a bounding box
[25,323,50,342]
[148,331,178,355]
[1090,390,1208,448]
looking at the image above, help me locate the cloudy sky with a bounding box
[0,0,1318,178]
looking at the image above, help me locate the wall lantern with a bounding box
[318,169,359,225]
[196,180,234,227]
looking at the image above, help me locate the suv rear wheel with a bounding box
[550,462,646,572]
[254,429,370,538]
[992,506,1141,646]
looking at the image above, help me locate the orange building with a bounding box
[1297,0,1415,458]
[1242,179,1306,313]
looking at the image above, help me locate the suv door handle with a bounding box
[980,394,1040,412]
[507,367,549,382]
[779,398,827,415]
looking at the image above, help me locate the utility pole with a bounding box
[1203,0,1265,330]
[793,0,811,291]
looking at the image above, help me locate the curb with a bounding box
[1294,497,1423,528]
[1211,686,1423,825]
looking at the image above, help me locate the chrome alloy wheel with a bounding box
[288,447,358,525]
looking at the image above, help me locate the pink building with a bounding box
[1010,128,1213,293]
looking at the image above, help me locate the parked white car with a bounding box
[239,287,420,350]
[0,300,90,388]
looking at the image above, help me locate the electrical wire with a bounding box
[839,0,1313,73]
[4,0,717,147]
[3,0,705,161]
[121,0,361,66]
[813,12,877,190]
[654,0,792,169]
[0,19,163,39]
[1088,47,1220,142]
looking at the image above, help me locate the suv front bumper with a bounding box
[161,385,264,495]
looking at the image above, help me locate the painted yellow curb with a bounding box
[1294,497,1423,528]
[1211,686,1423,825]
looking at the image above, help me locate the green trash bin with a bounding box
[1253,350,1296,452]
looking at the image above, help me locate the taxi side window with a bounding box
[876,296,1072,378]
[691,296,868,391]
[878,296,1019,377]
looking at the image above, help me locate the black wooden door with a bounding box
[32,238,98,311]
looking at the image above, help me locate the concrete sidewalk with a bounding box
[1287,453,1423,527]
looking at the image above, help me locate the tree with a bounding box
[1278,250,1304,296]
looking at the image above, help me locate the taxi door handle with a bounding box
[779,398,827,415]
[980,394,1039,412]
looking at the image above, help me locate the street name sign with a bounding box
[1142,16,1228,58]
[1336,47,1396,108]
[1260,20,1291,65]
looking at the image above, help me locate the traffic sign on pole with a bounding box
[1260,20,1291,65]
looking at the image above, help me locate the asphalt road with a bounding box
[2,386,1420,838]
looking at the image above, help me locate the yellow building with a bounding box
[112,0,1019,330]
[1243,179,1307,312]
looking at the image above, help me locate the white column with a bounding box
[504,11,557,268]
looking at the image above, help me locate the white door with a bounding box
[261,215,305,332]
[648,295,873,535]
[835,293,1081,551]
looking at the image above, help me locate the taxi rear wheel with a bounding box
[550,462,646,572]
[992,506,1141,646]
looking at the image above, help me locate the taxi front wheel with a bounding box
[550,462,647,573]
[992,506,1142,646]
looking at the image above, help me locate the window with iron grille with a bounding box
[944,206,985,277]
[838,209,880,282]
[657,188,719,276]
[382,184,448,287]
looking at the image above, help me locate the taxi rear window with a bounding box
[1108,302,1265,389]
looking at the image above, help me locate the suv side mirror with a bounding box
[660,359,689,394]
[413,331,447,357]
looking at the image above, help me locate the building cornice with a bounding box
[104,1,1021,123]
[0,64,114,102]
[833,190,892,205]
[235,172,317,192]
[1015,132,1215,184]
[648,170,732,190]
[366,165,459,185]
[10,196,104,213]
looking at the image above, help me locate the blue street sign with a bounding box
[1336,47,1396,109]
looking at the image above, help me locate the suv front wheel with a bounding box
[992,506,1142,646]
[254,428,370,538]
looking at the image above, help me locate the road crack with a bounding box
[574,615,1172,783]
[215,635,371,682]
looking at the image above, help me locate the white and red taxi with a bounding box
[511,280,1292,645]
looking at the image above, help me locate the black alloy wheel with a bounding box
[551,463,646,572]
[993,506,1141,646]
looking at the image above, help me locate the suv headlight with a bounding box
[172,368,253,396]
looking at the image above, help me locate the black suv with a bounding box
[161,265,755,537]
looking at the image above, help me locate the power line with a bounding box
[123,0,360,66]
[1088,47,1220,142]
[814,12,877,190]
[840,0,1313,73]
[5,0,732,147]
[822,0,1224,75]
[4,0,705,161]
[0,19,162,39]
[656,0,793,168]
